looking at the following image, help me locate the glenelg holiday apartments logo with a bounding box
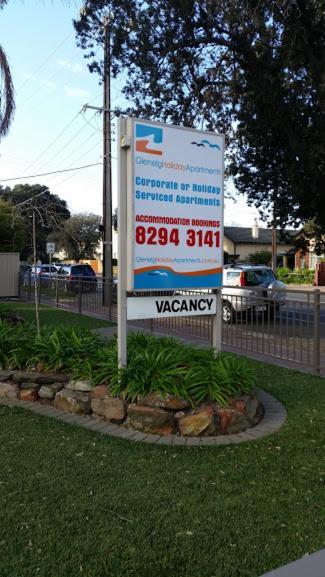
[135,123,163,156]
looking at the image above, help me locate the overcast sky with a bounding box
[0,0,260,227]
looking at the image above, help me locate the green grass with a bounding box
[0,362,324,577]
[0,301,114,329]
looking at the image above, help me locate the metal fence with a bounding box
[20,275,325,376]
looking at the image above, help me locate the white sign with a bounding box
[127,294,217,320]
[126,119,224,291]
[46,242,56,255]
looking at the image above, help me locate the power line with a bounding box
[16,31,73,92]
[37,113,97,172]
[49,140,102,186]
[0,162,103,183]
[21,110,82,175]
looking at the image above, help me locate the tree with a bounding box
[0,0,15,138]
[248,250,272,266]
[74,1,325,245]
[0,199,26,253]
[51,213,101,262]
[0,184,70,261]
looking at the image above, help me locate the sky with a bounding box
[0,0,260,227]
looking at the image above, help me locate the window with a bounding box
[226,272,240,286]
[245,269,276,286]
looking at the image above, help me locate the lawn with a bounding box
[0,301,114,329]
[0,362,324,577]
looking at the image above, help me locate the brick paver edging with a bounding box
[0,389,286,446]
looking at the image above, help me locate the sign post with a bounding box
[46,242,55,272]
[117,118,129,368]
[117,118,224,366]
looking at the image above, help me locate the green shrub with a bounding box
[276,267,314,285]
[0,321,35,369]
[29,327,102,372]
[0,321,255,406]
[249,250,272,266]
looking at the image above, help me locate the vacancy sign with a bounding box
[127,119,224,291]
[127,294,217,320]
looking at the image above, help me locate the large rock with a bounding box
[0,382,17,399]
[18,388,38,402]
[218,408,251,434]
[54,389,91,414]
[38,383,64,399]
[36,373,68,385]
[245,394,262,424]
[177,406,217,437]
[139,392,189,411]
[20,382,39,390]
[12,371,39,384]
[0,371,13,382]
[229,393,263,425]
[126,404,175,435]
[12,371,68,385]
[91,396,125,423]
[229,396,247,414]
[39,398,54,406]
[91,385,108,399]
[65,380,92,392]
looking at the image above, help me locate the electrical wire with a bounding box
[45,133,100,185]
[50,140,102,187]
[37,113,97,172]
[0,162,103,183]
[16,31,74,92]
[21,109,82,175]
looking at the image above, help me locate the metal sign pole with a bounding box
[212,289,222,355]
[117,117,128,368]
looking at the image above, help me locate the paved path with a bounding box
[0,389,286,446]
[259,548,325,577]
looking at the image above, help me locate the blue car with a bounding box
[57,264,97,293]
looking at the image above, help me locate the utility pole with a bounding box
[271,203,277,274]
[102,15,113,316]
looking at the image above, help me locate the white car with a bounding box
[222,264,286,323]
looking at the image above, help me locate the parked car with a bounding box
[58,264,97,293]
[23,264,59,286]
[222,264,286,323]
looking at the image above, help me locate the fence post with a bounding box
[27,271,32,301]
[17,272,21,299]
[108,276,112,321]
[55,276,59,308]
[212,289,222,355]
[38,277,42,304]
[313,289,320,375]
[78,278,82,314]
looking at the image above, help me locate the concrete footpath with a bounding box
[260,548,325,577]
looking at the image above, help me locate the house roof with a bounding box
[224,227,297,245]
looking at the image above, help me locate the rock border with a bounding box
[0,389,286,446]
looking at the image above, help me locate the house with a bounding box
[224,226,296,267]
[295,246,325,270]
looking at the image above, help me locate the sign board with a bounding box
[46,242,56,255]
[125,118,224,291]
[127,294,217,320]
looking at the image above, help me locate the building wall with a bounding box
[223,236,235,255]
[224,239,293,262]
[0,253,20,297]
[295,250,325,270]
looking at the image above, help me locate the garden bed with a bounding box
[0,370,264,437]
[0,320,265,437]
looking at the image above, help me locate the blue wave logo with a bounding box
[191,139,220,150]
